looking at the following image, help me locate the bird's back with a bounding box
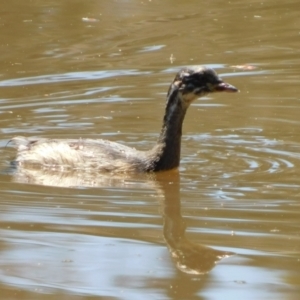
[10,136,150,173]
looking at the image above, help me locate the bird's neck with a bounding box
[150,88,188,171]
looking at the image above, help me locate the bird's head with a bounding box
[168,66,238,106]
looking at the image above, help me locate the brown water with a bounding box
[0,1,300,299]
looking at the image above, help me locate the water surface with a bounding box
[0,1,300,299]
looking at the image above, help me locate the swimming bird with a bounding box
[11,66,238,173]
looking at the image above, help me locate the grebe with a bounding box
[11,67,238,173]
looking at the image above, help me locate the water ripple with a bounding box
[0,70,150,86]
[190,129,300,179]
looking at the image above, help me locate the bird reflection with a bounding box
[157,172,233,275]
[11,166,233,275]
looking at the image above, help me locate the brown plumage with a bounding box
[10,66,238,173]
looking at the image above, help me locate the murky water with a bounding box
[0,1,300,299]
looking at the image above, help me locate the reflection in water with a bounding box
[11,166,233,275]
[159,172,233,275]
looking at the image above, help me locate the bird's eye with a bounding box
[181,75,190,83]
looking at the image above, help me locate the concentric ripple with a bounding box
[189,127,300,179]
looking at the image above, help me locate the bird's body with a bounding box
[10,66,238,173]
[12,137,164,172]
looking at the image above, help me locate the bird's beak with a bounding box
[215,82,239,93]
